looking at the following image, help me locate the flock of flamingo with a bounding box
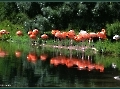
[15,28,107,41]
[24,28,107,52]
[1,28,120,53]
[1,28,120,43]
[0,28,110,54]
[51,29,107,43]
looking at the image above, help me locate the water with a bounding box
[0,42,120,88]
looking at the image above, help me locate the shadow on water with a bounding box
[0,42,120,87]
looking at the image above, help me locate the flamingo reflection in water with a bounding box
[50,55,104,72]
[40,53,48,61]
[27,52,38,64]
[15,50,22,58]
[0,49,9,57]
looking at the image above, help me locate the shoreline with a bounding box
[39,44,98,53]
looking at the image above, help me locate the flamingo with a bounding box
[54,31,62,47]
[28,29,40,46]
[32,29,39,35]
[29,33,37,39]
[78,30,90,47]
[29,32,37,46]
[51,30,59,44]
[97,29,107,40]
[73,35,83,50]
[60,31,67,46]
[88,32,98,44]
[41,34,49,45]
[53,31,67,47]
[66,29,76,47]
[0,29,10,40]
[16,30,23,36]
[0,29,7,35]
[28,30,33,36]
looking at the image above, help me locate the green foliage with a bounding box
[12,13,29,25]
[94,40,120,56]
[24,15,51,32]
[106,21,120,36]
[0,20,24,38]
[0,2,6,21]
[0,2,120,31]
[1,2,120,33]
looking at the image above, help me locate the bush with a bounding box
[106,21,120,37]
[12,12,29,25]
[0,20,25,40]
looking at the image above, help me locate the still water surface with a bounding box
[0,42,120,87]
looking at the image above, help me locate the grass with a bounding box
[2,33,120,57]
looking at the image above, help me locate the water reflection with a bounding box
[40,54,48,61]
[50,55,104,72]
[0,43,120,87]
[27,52,38,63]
[15,50,22,58]
[0,48,8,57]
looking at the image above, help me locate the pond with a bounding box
[0,41,120,88]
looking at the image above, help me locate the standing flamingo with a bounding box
[16,30,23,36]
[51,30,59,44]
[54,31,62,47]
[32,29,39,35]
[0,29,10,41]
[66,29,75,47]
[28,29,40,46]
[28,30,33,36]
[60,31,67,47]
[16,30,23,47]
[41,34,49,45]
[97,29,107,40]
[88,32,98,43]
